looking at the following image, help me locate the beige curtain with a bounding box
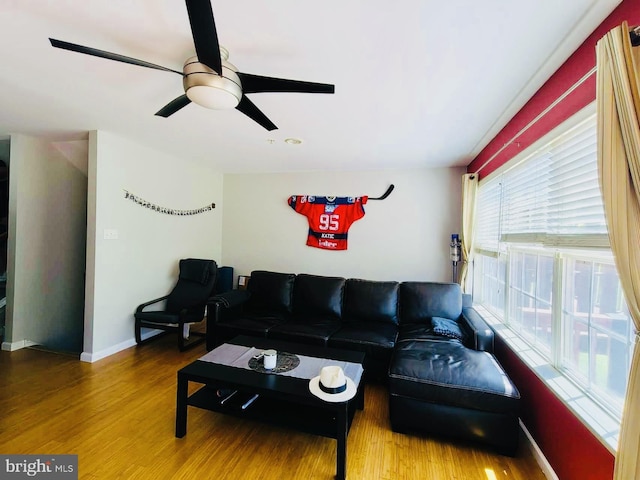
[459,173,478,292]
[596,22,640,480]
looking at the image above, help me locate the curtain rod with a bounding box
[474,26,640,177]
[473,66,596,176]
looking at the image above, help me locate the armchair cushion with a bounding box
[134,311,179,324]
[178,258,212,284]
[166,259,217,316]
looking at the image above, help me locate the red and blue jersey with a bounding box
[288,195,368,250]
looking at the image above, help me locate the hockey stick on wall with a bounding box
[369,184,394,200]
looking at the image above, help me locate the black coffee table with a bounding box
[175,335,365,480]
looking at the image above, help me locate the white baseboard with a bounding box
[520,419,559,480]
[1,339,39,351]
[80,329,162,363]
[1,332,164,362]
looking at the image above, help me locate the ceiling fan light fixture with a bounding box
[186,84,240,109]
[183,56,242,109]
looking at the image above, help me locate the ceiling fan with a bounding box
[49,0,335,131]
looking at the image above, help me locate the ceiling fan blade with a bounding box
[49,38,183,75]
[155,95,191,117]
[185,0,222,74]
[236,95,277,131]
[237,73,335,94]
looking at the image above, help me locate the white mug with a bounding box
[263,349,277,370]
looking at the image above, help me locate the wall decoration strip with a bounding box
[124,190,215,216]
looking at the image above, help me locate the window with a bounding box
[473,112,636,429]
[562,256,634,413]
[508,250,554,355]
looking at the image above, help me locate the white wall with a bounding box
[4,134,87,352]
[221,168,464,283]
[83,131,223,361]
[1,132,461,359]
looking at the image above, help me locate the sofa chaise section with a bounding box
[388,282,521,455]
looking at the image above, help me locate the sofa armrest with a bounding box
[460,307,494,353]
[207,290,251,324]
[209,289,251,309]
[206,290,252,350]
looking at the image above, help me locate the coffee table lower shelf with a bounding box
[186,385,358,439]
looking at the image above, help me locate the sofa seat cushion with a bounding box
[389,340,520,414]
[329,323,398,380]
[267,318,342,346]
[397,319,466,344]
[216,312,288,337]
[328,322,398,359]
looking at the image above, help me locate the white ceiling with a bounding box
[0,0,621,173]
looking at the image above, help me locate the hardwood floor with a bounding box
[0,335,546,479]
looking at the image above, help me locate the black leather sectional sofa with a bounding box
[207,270,521,455]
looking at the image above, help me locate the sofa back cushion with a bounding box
[293,274,345,320]
[246,270,295,314]
[344,279,399,325]
[400,282,462,324]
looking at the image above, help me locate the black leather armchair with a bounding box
[135,258,217,351]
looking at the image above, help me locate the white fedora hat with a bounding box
[308,365,357,402]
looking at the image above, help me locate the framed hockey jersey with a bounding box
[288,195,368,250]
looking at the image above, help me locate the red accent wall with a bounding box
[469,1,640,478]
[494,337,615,480]
[467,0,640,180]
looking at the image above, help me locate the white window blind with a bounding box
[502,153,551,239]
[475,175,502,252]
[547,120,606,235]
[475,115,608,249]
